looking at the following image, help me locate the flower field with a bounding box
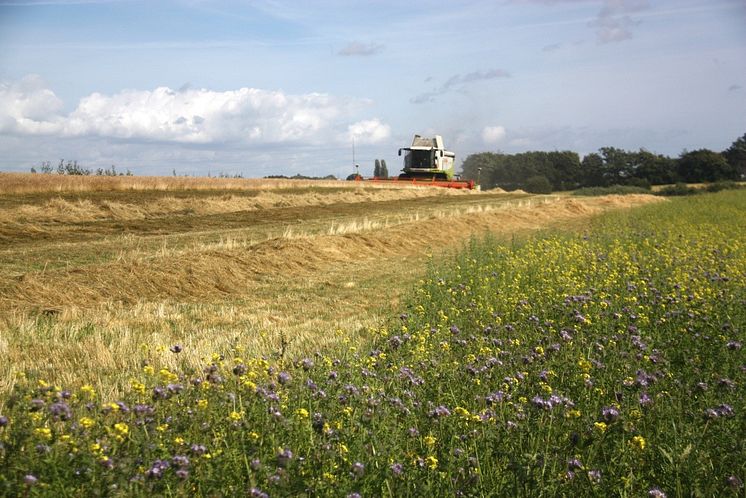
[0,191,744,497]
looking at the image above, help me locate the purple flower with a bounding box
[249,487,269,498]
[146,459,170,479]
[648,487,667,498]
[24,474,38,486]
[428,405,451,418]
[391,462,404,476]
[726,341,742,350]
[351,462,365,477]
[49,401,72,421]
[301,358,314,370]
[588,469,602,484]
[567,458,583,470]
[601,406,620,423]
[175,469,189,480]
[277,447,293,467]
[726,475,743,489]
[170,344,183,354]
[190,444,207,455]
[408,427,420,437]
[172,455,190,468]
[0,415,8,427]
[639,393,653,407]
[277,371,291,385]
[347,494,362,498]
[250,459,262,470]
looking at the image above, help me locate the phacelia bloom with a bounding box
[351,462,365,477]
[277,448,293,467]
[726,475,743,489]
[639,393,653,407]
[277,372,291,385]
[601,406,620,423]
[428,405,451,418]
[249,487,269,498]
[450,325,460,335]
[175,469,189,480]
[172,455,190,468]
[726,341,742,350]
[567,458,583,470]
[391,462,404,476]
[648,487,667,498]
[347,493,362,498]
[169,344,183,354]
[0,415,8,427]
[588,469,602,484]
[146,459,170,479]
[49,401,72,421]
[190,444,207,455]
[24,475,38,486]
[301,358,314,370]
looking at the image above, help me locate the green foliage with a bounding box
[723,133,746,179]
[1,192,744,496]
[374,159,381,178]
[523,174,553,194]
[380,160,389,179]
[677,149,738,183]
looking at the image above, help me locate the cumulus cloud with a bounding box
[344,118,391,144]
[411,68,511,104]
[338,41,384,56]
[482,125,506,144]
[0,76,389,147]
[0,74,65,134]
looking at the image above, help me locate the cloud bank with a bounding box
[0,75,390,147]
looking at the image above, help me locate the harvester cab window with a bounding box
[406,150,433,169]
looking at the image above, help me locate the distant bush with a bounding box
[523,175,553,194]
[655,183,699,196]
[573,185,651,196]
[704,180,743,192]
[32,160,132,176]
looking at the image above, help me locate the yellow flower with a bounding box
[295,408,309,419]
[79,417,95,429]
[424,435,437,447]
[142,365,155,376]
[114,422,129,436]
[90,442,102,453]
[454,406,470,418]
[80,384,96,399]
[425,455,439,469]
[229,411,243,422]
[248,431,260,441]
[130,379,146,394]
[342,406,353,416]
[174,437,185,445]
[565,409,582,419]
[34,427,52,440]
[630,435,646,450]
[594,422,608,434]
[197,399,208,409]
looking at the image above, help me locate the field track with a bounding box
[0,174,664,394]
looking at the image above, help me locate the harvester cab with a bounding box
[398,134,456,181]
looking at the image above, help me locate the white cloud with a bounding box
[345,118,391,144]
[0,74,65,134]
[482,125,506,144]
[0,76,390,147]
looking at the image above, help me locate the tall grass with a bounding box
[0,191,743,496]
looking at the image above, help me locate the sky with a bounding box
[0,0,744,178]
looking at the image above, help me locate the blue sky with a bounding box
[1,0,744,177]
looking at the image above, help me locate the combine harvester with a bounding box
[366,134,476,190]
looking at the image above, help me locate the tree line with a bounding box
[460,133,746,193]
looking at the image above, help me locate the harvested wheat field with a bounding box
[0,174,664,397]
